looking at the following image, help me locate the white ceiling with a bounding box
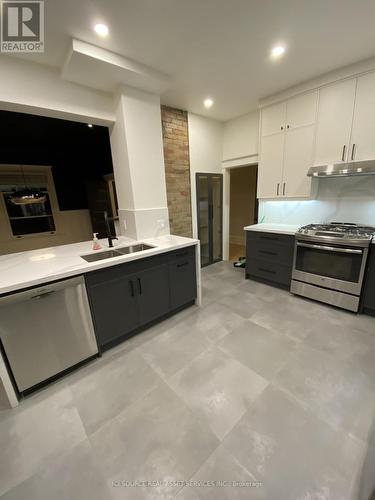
[14,0,375,121]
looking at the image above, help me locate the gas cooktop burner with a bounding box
[297,222,375,242]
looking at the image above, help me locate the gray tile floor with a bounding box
[1,261,375,499]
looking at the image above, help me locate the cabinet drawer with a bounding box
[246,258,292,286]
[247,231,294,245]
[168,246,195,261]
[247,240,294,266]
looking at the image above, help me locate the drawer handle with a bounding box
[260,236,279,241]
[177,262,189,268]
[176,251,189,258]
[137,278,142,295]
[259,250,277,256]
[258,267,276,274]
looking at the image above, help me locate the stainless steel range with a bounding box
[291,222,375,312]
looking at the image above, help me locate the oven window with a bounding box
[295,246,363,282]
[3,190,56,236]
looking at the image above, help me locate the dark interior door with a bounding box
[196,173,223,267]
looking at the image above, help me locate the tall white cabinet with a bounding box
[314,71,375,165]
[314,79,356,166]
[258,91,317,199]
[349,72,375,162]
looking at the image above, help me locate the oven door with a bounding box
[292,240,367,295]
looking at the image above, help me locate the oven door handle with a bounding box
[296,242,363,254]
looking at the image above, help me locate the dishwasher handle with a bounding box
[31,291,56,300]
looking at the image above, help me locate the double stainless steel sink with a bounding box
[81,243,155,263]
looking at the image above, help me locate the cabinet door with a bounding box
[261,102,286,136]
[286,91,317,130]
[314,79,356,165]
[363,248,375,313]
[257,133,284,198]
[137,264,170,325]
[350,72,375,161]
[88,274,139,347]
[169,255,197,310]
[282,125,315,198]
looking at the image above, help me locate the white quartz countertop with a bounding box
[0,235,199,296]
[244,223,300,235]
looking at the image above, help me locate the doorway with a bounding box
[229,165,258,261]
[196,173,223,267]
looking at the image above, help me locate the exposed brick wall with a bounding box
[161,106,193,237]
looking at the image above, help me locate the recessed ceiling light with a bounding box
[94,23,109,37]
[204,98,214,108]
[271,45,286,58]
[87,123,93,128]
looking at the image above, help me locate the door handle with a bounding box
[351,143,356,160]
[129,280,135,297]
[282,182,286,196]
[137,278,142,295]
[276,183,280,196]
[341,145,346,161]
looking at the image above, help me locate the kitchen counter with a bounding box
[0,234,201,409]
[0,234,199,296]
[244,223,300,235]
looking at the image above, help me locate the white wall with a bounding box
[111,87,169,240]
[259,176,375,226]
[222,110,259,162]
[188,113,223,238]
[0,55,115,125]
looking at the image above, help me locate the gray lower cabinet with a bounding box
[362,246,375,315]
[137,264,170,325]
[85,247,196,349]
[169,249,197,310]
[246,231,295,288]
[86,272,140,346]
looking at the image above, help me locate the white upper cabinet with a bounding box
[286,92,317,130]
[349,72,375,161]
[258,68,375,199]
[261,102,286,136]
[258,90,317,199]
[314,79,356,165]
[283,125,315,198]
[257,133,285,198]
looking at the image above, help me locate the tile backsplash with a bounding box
[259,177,375,226]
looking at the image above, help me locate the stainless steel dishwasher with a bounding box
[0,276,98,394]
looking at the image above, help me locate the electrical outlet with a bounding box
[157,219,165,229]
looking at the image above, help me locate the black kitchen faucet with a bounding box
[103,211,119,247]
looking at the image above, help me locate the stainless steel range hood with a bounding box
[307,159,375,178]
